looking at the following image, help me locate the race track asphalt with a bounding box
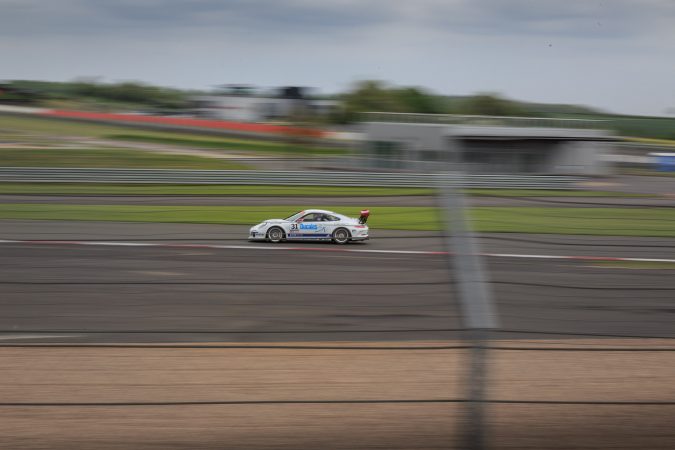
[1,221,673,343]
[3,220,675,258]
[1,193,673,207]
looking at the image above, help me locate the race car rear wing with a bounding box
[358,210,370,224]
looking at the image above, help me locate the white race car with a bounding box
[248,209,369,244]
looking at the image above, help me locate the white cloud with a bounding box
[1,0,674,115]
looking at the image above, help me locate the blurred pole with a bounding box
[436,170,498,450]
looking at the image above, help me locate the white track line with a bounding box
[1,239,674,263]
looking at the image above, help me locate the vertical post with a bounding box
[436,171,498,450]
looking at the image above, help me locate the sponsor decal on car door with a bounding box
[294,213,330,239]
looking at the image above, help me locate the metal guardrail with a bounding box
[363,112,607,129]
[0,168,579,189]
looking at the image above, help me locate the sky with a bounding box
[2,0,674,116]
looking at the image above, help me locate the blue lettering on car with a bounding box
[299,223,318,230]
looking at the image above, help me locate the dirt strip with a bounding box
[0,340,673,449]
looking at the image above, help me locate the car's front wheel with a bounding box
[267,227,285,243]
[332,228,350,245]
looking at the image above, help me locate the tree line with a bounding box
[3,79,674,139]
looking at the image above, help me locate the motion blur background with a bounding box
[1,1,674,449]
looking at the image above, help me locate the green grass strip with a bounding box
[106,134,347,156]
[0,114,344,156]
[0,149,250,170]
[471,207,675,236]
[1,114,139,137]
[0,204,440,231]
[1,205,675,236]
[466,189,653,198]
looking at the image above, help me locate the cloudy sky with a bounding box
[2,0,674,115]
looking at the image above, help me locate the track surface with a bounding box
[582,175,675,196]
[1,221,673,343]
[2,220,675,259]
[1,193,673,207]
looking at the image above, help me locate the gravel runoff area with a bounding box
[0,343,672,450]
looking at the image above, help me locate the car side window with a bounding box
[299,213,337,222]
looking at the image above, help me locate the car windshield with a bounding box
[283,211,305,221]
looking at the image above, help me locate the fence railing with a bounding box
[0,167,580,189]
[363,112,607,129]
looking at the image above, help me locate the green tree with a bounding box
[391,87,443,114]
[335,80,444,123]
[458,93,526,116]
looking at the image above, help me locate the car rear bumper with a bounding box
[350,235,369,241]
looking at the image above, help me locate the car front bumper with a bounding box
[248,231,267,241]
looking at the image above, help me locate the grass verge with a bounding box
[0,204,438,231]
[471,207,675,236]
[466,189,653,198]
[0,149,250,170]
[1,114,138,137]
[623,137,675,147]
[105,134,346,156]
[1,205,674,236]
[0,114,343,156]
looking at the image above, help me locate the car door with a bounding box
[294,213,327,239]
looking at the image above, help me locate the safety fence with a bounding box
[0,167,580,188]
[363,112,608,129]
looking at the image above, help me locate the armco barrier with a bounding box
[0,168,579,188]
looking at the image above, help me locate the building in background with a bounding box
[192,85,338,123]
[361,113,615,175]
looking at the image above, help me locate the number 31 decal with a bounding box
[290,223,298,230]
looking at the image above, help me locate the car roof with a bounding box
[299,209,355,219]
[302,209,339,215]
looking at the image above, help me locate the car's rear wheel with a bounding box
[332,228,350,245]
[267,227,285,243]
